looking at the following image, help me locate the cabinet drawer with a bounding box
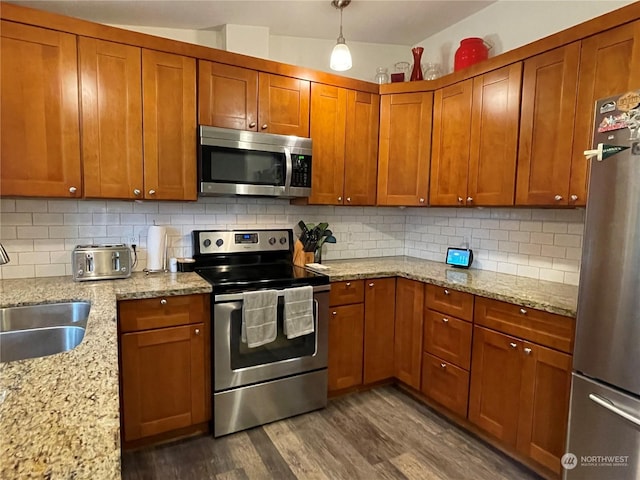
[423,309,472,370]
[425,284,474,321]
[474,297,575,353]
[119,294,208,333]
[330,280,365,306]
[421,352,470,417]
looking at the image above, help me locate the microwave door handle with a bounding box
[284,147,292,189]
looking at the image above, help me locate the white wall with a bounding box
[110,24,221,49]
[415,0,634,74]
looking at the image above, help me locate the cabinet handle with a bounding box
[524,347,532,355]
[69,186,77,194]
[509,342,517,349]
[554,194,563,201]
[444,289,450,295]
[195,328,201,336]
[338,196,343,202]
[520,308,527,315]
[440,363,447,369]
[570,194,578,202]
[419,198,425,204]
[261,124,268,130]
[346,197,351,203]
[346,282,351,287]
[133,189,141,196]
[467,196,473,203]
[369,282,374,287]
[148,189,156,196]
[332,311,337,316]
[249,122,257,128]
[442,317,449,324]
[160,298,167,305]
[457,196,463,204]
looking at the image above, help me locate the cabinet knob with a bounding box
[444,289,450,295]
[338,196,343,202]
[148,189,156,196]
[160,298,167,305]
[419,198,425,204]
[570,194,578,202]
[519,308,527,315]
[442,317,449,323]
[524,347,532,355]
[133,189,141,196]
[440,363,447,369]
[346,197,351,202]
[369,282,374,287]
[249,122,257,128]
[261,124,268,130]
[509,342,517,349]
[332,311,337,316]
[195,328,201,336]
[69,186,77,194]
[467,196,473,203]
[457,196,463,204]
[346,282,351,287]
[554,194,563,201]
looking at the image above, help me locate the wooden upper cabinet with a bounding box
[570,20,640,206]
[142,50,197,200]
[344,91,379,206]
[378,92,432,206]
[430,80,472,206]
[309,84,347,205]
[394,278,425,390]
[0,21,81,198]
[198,61,258,131]
[79,37,143,199]
[468,63,521,206]
[258,72,310,137]
[516,43,580,206]
[363,278,396,384]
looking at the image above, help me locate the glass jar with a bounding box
[375,67,390,84]
[423,62,443,80]
[394,61,410,82]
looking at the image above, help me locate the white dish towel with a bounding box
[241,289,278,348]
[284,286,314,339]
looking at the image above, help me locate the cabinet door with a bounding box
[309,84,347,205]
[423,309,472,370]
[344,91,380,206]
[468,326,523,446]
[393,278,425,389]
[142,50,197,200]
[328,304,364,392]
[430,80,473,206]
[363,278,396,384]
[570,21,640,206]
[421,353,470,417]
[79,37,143,199]
[516,43,580,206]
[198,61,258,131]
[0,21,81,198]
[121,323,206,441]
[517,342,572,475]
[468,64,521,206]
[258,73,310,137]
[377,92,432,206]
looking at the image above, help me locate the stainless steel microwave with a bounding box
[198,126,312,198]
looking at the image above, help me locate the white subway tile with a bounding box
[64,213,93,225]
[481,219,500,229]
[0,264,35,279]
[508,253,529,266]
[528,256,553,269]
[65,239,91,250]
[566,247,582,261]
[554,234,581,248]
[555,209,585,222]
[0,199,16,212]
[181,203,205,214]
[490,230,509,241]
[541,245,566,258]
[499,220,520,231]
[488,251,509,262]
[564,272,580,285]
[480,239,499,250]
[77,201,107,213]
[474,259,497,271]
[490,210,512,219]
[92,213,120,225]
[15,199,48,213]
[0,226,17,240]
[519,221,542,232]
[17,226,49,239]
[107,225,133,237]
[120,214,147,224]
[567,223,585,235]
[519,243,542,256]
[50,251,70,264]
[36,264,67,277]
[471,209,492,218]
[440,226,456,236]
[497,262,518,275]
[33,213,63,225]
[133,202,159,213]
[48,200,78,213]
[542,222,568,234]
[530,232,555,245]
[1,213,33,225]
[106,202,133,213]
[2,239,34,252]
[145,214,172,225]
[531,210,558,221]
[552,258,580,272]
[18,251,51,264]
[517,265,540,279]
[449,218,464,227]
[508,210,532,220]
[79,225,107,237]
[49,226,78,239]
[509,231,531,243]
[539,268,565,283]
[498,241,519,253]
[471,228,490,239]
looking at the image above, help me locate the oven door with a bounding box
[213,286,329,391]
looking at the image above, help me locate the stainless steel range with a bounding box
[192,229,330,437]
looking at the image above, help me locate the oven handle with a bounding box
[214,284,330,302]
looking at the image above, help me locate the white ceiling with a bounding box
[9,0,495,45]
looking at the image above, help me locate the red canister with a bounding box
[454,37,489,71]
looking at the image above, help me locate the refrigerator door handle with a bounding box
[589,393,640,428]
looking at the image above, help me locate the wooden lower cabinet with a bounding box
[118,294,210,444]
[393,278,424,389]
[363,278,396,384]
[328,303,364,392]
[421,353,469,417]
[423,309,472,370]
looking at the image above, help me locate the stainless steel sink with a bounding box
[0,301,91,363]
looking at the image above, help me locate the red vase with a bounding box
[454,37,489,71]
[410,47,424,81]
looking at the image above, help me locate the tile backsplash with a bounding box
[0,198,584,285]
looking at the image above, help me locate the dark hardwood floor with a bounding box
[122,386,541,480]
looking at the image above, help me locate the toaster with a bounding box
[72,244,132,281]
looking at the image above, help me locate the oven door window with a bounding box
[229,298,316,369]
[201,145,286,186]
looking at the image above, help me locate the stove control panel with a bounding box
[193,229,291,255]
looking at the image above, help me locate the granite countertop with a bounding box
[0,272,211,480]
[311,256,578,317]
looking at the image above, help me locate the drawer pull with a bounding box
[442,318,449,324]
[332,311,337,316]
[195,328,200,336]
[369,282,375,287]
[509,342,517,349]
[346,282,351,287]
[520,308,527,315]
[160,298,167,305]
[524,347,532,355]
[440,363,447,369]
[444,289,450,295]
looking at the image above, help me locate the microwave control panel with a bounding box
[291,154,312,187]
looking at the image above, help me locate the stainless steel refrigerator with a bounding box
[565,89,640,479]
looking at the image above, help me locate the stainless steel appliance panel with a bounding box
[72,244,131,281]
[213,287,329,390]
[573,142,640,395]
[564,373,640,479]
[214,369,327,437]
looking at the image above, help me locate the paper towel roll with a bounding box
[147,225,167,271]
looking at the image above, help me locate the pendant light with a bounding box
[330,0,352,71]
